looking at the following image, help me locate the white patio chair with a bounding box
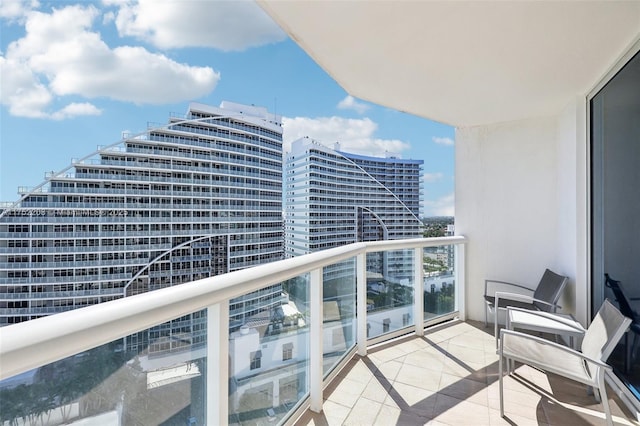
[499,299,631,426]
[484,268,568,347]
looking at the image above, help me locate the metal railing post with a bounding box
[455,242,466,321]
[414,247,425,336]
[309,267,324,413]
[356,253,367,355]
[207,302,229,425]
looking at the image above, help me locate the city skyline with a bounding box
[0,0,455,217]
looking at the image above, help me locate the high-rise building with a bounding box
[284,137,423,281]
[0,101,284,351]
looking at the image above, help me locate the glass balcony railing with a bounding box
[0,236,466,426]
[365,249,416,339]
[229,274,311,425]
[322,261,356,375]
[423,244,457,320]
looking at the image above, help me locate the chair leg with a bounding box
[587,385,601,403]
[499,353,505,418]
[495,308,501,349]
[484,304,488,327]
[598,372,613,426]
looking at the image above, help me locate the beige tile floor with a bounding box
[295,320,640,426]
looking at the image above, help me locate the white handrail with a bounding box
[0,236,466,380]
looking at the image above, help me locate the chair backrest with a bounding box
[604,273,638,322]
[532,269,568,312]
[581,298,632,362]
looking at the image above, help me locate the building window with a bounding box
[282,343,293,361]
[250,350,262,370]
[402,313,411,326]
[279,378,298,402]
[332,328,345,347]
[383,318,391,333]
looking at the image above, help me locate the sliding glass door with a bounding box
[591,50,640,396]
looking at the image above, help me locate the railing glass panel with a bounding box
[322,259,357,375]
[423,245,456,320]
[0,324,206,426]
[228,275,310,426]
[366,249,415,338]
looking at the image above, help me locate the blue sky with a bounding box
[0,0,454,216]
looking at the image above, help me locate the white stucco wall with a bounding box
[456,115,568,323]
[556,98,589,324]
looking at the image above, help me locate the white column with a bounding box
[414,247,425,336]
[356,253,367,355]
[455,243,466,321]
[207,302,229,425]
[309,267,324,413]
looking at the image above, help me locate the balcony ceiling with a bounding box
[258,1,640,127]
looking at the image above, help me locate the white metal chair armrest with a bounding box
[494,291,534,304]
[484,279,534,297]
[494,292,561,310]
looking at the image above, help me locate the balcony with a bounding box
[298,321,637,426]
[1,236,638,425]
[253,2,640,421]
[0,237,456,425]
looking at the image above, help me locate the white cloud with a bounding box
[337,95,370,114]
[110,0,286,50]
[432,136,454,146]
[423,172,443,183]
[1,4,219,119]
[51,103,102,120]
[282,116,410,157]
[1,56,53,118]
[424,193,454,217]
[0,0,38,21]
[102,10,115,25]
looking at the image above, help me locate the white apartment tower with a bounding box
[0,101,283,351]
[285,138,423,281]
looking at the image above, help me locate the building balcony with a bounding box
[1,236,638,425]
[0,237,460,425]
[298,321,637,426]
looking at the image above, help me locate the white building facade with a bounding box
[285,138,423,281]
[0,101,284,351]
